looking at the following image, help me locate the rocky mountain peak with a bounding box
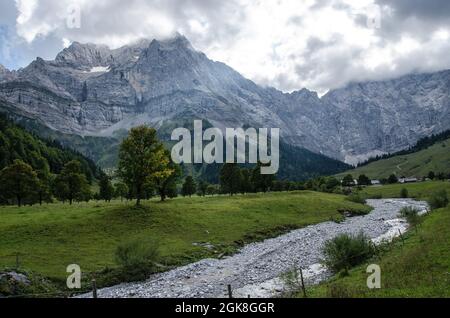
[0,34,448,165]
[55,42,113,69]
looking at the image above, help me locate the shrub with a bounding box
[346,193,366,204]
[400,188,409,198]
[399,206,421,228]
[115,239,160,269]
[321,232,375,274]
[428,190,449,210]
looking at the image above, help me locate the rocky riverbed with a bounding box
[79,199,429,298]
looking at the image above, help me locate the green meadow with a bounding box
[0,191,370,284]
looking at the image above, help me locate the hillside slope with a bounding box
[336,138,450,179]
[0,114,102,181]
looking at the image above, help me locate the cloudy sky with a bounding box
[1,0,450,94]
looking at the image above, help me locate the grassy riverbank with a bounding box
[299,181,450,298]
[0,191,370,286]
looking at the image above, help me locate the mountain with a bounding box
[0,34,449,166]
[336,135,450,180]
[0,113,102,182]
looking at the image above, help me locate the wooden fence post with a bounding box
[299,268,307,298]
[92,279,98,298]
[398,229,405,245]
[227,284,233,298]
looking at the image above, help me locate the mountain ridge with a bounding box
[0,35,449,164]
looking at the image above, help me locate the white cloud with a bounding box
[5,0,450,93]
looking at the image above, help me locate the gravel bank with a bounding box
[79,199,428,298]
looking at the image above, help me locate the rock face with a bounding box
[0,34,449,164]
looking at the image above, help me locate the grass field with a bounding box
[299,181,450,298]
[0,191,370,285]
[359,181,450,200]
[336,138,450,179]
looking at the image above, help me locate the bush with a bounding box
[399,206,421,228]
[321,232,375,274]
[428,190,449,210]
[400,188,409,198]
[346,193,366,204]
[115,239,160,269]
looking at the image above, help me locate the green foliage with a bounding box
[357,174,370,186]
[53,160,91,204]
[206,184,219,196]
[220,163,242,195]
[115,239,160,269]
[154,150,180,202]
[182,176,196,197]
[99,174,114,202]
[387,174,398,184]
[341,174,354,187]
[114,182,129,201]
[307,204,450,298]
[399,206,421,228]
[346,193,366,204]
[0,114,101,182]
[118,126,172,205]
[0,160,39,206]
[321,232,375,274]
[240,168,253,193]
[114,239,160,282]
[400,188,409,198]
[428,189,448,210]
[251,162,275,193]
[198,180,208,197]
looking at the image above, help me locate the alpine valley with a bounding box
[0,34,449,179]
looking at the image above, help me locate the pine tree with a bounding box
[182,176,196,197]
[220,163,242,196]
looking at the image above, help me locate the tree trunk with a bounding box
[17,195,21,207]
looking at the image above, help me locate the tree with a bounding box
[240,169,253,194]
[220,163,242,195]
[115,182,129,202]
[206,184,218,196]
[0,160,39,206]
[341,174,354,187]
[36,169,52,205]
[325,177,340,192]
[118,126,173,206]
[153,150,180,202]
[198,180,208,197]
[428,171,435,180]
[251,162,275,193]
[182,176,196,197]
[99,174,114,202]
[53,160,90,205]
[387,174,398,184]
[357,174,371,186]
